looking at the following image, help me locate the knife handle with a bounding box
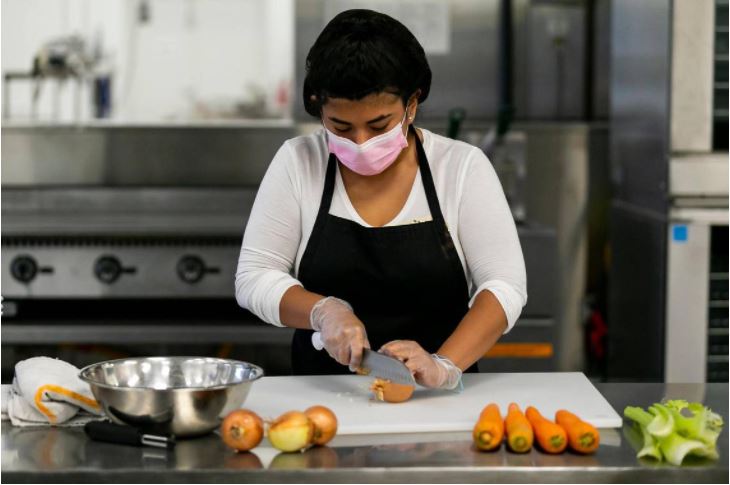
[311,331,324,350]
[84,421,175,449]
[85,420,142,447]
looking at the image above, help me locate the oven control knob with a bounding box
[177,256,205,284]
[94,256,123,284]
[10,256,38,283]
[177,256,206,283]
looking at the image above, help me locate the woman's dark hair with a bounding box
[303,9,431,117]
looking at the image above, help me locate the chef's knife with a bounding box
[360,349,416,385]
[84,420,176,449]
[312,332,415,385]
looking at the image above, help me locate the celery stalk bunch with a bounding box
[624,400,724,466]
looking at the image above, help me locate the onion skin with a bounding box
[304,405,338,446]
[370,378,415,403]
[220,409,264,452]
[268,411,315,452]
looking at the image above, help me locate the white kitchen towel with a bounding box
[1,357,104,427]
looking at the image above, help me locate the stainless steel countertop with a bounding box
[2,383,727,483]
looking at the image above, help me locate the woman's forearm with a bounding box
[279,285,325,329]
[437,289,508,370]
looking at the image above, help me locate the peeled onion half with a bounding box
[268,411,314,452]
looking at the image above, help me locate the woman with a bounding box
[236,9,526,390]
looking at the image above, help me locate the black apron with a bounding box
[292,126,478,375]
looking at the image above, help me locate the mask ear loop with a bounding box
[401,108,413,140]
[407,102,415,122]
[406,93,418,122]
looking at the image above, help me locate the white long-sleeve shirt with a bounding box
[236,127,527,333]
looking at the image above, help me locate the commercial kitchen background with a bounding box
[1,0,727,384]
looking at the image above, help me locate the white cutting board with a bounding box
[243,372,622,434]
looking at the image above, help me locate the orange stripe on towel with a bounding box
[34,384,100,424]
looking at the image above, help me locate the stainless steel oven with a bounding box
[1,124,298,379]
[608,0,729,382]
[665,155,729,383]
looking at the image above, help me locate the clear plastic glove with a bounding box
[379,340,463,390]
[310,296,371,371]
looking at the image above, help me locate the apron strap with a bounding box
[411,125,447,227]
[411,127,462,264]
[303,153,338,266]
[318,153,338,217]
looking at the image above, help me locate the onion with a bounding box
[304,405,338,446]
[220,409,264,452]
[370,378,415,403]
[268,411,314,452]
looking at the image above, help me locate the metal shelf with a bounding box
[0,323,295,345]
[1,314,554,347]
[707,354,729,363]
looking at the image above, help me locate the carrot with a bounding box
[473,403,504,451]
[555,410,600,454]
[505,403,533,453]
[478,402,500,421]
[525,406,567,453]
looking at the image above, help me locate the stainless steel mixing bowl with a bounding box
[79,357,263,437]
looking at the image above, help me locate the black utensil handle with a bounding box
[85,420,142,446]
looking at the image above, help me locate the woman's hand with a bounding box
[379,340,462,390]
[310,297,370,371]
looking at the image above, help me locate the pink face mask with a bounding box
[325,111,409,176]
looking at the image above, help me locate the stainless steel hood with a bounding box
[1,124,296,301]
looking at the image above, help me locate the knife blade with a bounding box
[360,349,416,385]
[312,332,415,385]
